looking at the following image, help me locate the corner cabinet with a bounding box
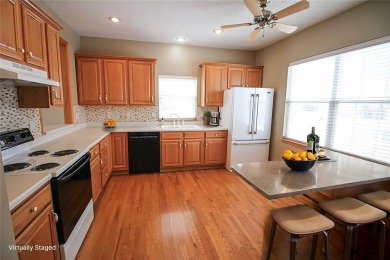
[75,54,156,106]
[11,183,60,260]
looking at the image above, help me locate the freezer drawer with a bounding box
[225,140,270,170]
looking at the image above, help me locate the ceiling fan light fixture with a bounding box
[175,36,187,42]
[108,16,120,23]
[213,29,224,34]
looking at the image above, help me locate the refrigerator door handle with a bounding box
[254,94,260,134]
[248,94,254,134]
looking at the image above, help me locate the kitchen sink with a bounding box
[160,125,202,130]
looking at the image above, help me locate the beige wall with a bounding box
[256,1,390,160]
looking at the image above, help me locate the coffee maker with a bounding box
[209,111,220,126]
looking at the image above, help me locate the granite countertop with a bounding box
[232,150,390,200]
[4,124,228,210]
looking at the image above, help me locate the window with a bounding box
[158,75,197,119]
[283,37,390,164]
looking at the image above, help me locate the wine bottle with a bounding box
[307,127,318,154]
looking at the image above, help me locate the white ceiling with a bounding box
[41,0,367,51]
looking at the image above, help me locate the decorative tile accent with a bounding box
[0,84,42,137]
[85,106,159,122]
[197,106,218,120]
[73,105,87,124]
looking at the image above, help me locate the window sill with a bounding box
[281,138,306,150]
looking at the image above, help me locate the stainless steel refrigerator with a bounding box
[220,87,274,169]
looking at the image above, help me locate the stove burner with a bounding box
[51,149,79,157]
[4,163,32,173]
[28,150,49,157]
[31,163,60,171]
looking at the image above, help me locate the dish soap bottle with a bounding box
[307,127,319,154]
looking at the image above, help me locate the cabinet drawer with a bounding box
[184,132,205,139]
[205,131,227,138]
[99,135,110,151]
[100,147,108,169]
[161,132,183,140]
[90,144,100,161]
[11,183,51,237]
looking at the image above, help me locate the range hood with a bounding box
[0,58,59,87]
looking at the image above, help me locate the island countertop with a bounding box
[231,151,390,200]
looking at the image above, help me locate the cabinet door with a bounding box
[0,0,24,61]
[205,65,227,106]
[90,156,102,202]
[16,205,60,260]
[111,133,129,171]
[128,61,155,105]
[46,24,63,106]
[204,138,227,165]
[228,67,245,88]
[183,139,204,166]
[76,58,103,105]
[103,59,128,105]
[22,5,47,68]
[246,68,263,88]
[160,140,183,168]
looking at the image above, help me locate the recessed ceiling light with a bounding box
[175,37,187,42]
[213,29,224,34]
[108,16,120,23]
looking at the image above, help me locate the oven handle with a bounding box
[57,153,90,183]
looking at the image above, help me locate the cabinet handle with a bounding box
[215,133,218,137]
[100,159,103,165]
[151,95,154,102]
[20,48,25,53]
[28,51,33,57]
[53,211,59,222]
[99,95,102,103]
[184,143,187,148]
[31,206,38,212]
[51,89,58,100]
[179,142,182,148]
[205,141,208,147]
[206,97,209,104]
[105,94,108,102]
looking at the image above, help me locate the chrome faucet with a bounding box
[169,113,180,125]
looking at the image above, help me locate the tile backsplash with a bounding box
[0,83,219,137]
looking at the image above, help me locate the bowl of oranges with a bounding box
[104,118,117,128]
[283,149,317,171]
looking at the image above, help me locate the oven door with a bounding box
[51,152,92,244]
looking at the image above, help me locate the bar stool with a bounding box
[266,205,334,260]
[357,190,390,215]
[319,197,387,260]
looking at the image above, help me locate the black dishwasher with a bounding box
[128,132,160,174]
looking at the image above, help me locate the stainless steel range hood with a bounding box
[0,58,59,87]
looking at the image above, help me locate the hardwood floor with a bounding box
[76,169,389,260]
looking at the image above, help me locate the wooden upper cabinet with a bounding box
[103,59,128,105]
[76,57,103,105]
[228,67,246,88]
[228,66,263,88]
[21,5,47,69]
[200,64,227,106]
[0,0,24,61]
[46,24,62,106]
[128,60,155,105]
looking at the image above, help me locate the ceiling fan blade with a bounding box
[272,22,298,34]
[244,0,263,17]
[247,27,261,41]
[273,0,310,20]
[221,23,253,29]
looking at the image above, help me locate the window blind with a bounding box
[158,75,197,119]
[283,38,390,164]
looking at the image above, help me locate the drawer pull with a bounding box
[215,134,218,136]
[28,51,33,57]
[53,211,59,222]
[31,206,38,212]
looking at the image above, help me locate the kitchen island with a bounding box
[232,150,390,200]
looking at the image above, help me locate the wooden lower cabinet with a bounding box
[161,131,226,169]
[11,183,59,260]
[111,133,128,171]
[90,153,102,202]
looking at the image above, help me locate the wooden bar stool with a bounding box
[266,205,334,260]
[319,197,387,260]
[357,190,390,215]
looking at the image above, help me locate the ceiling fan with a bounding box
[221,0,310,41]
